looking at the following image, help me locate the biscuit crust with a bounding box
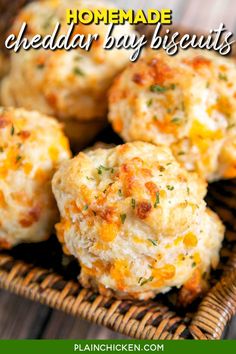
[108,50,236,181]
[0,107,71,247]
[52,142,224,300]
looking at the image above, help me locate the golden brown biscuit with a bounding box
[0,107,71,248]
[108,49,236,182]
[52,142,224,300]
[1,0,137,145]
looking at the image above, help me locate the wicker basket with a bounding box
[0,1,236,340]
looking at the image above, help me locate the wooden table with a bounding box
[0,0,235,339]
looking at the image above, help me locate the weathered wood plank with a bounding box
[0,290,51,339]
[112,0,186,22]
[225,316,236,339]
[180,0,235,31]
[41,310,127,339]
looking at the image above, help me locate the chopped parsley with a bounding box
[15,155,22,163]
[73,67,85,76]
[178,151,185,156]
[218,73,228,81]
[138,276,154,286]
[118,189,122,196]
[167,185,174,191]
[131,198,136,209]
[150,84,176,93]
[187,187,190,195]
[147,98,153,107]
[148,239,158,246]
[171,117,181,124]
[154,191,160,208]
[86,176,95,181]
[83,205,89,211]
[153,115,158,121]
[192,262,196,268]
[120,214,126,224]
[150,85,168,93]
[11,125,15,136]
[97,165,114,175]
[37,64,45,69]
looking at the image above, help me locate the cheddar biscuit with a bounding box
[108,50,236,181]
[52,142,224,301]
[1,0,137,146]
[0,107,71,248]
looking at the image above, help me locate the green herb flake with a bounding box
[86,176,95,181]
[153,115,158,121]
[192,262,196,268]
[178,151,185,156]
[120,214,126,224]
[170,83,176,90]
[218,73,228,81]
[147,98,153,107]
[187,187,190,195]
[97,165,114,175]
[11,125,15,136]
[0,147,3,153]
[154,191,160,208]
[118,189,122,197]
[167,185,174,191]
[37,64,45,70]
[15,155,22,163]
[171,117,181,124]
[150,85,168,93]
[83,205,89,211]
[131,198,136,209]
[73,67,85,76]
[148,239,158,246]
[139,276,154,286]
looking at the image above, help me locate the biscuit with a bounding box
[108,49,236,181]
[1,0,137,145]
[0,107,71,248]
[52,142,224,301]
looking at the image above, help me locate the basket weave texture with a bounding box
[0,0,236,340]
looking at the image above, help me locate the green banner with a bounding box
[0,340,236,354]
